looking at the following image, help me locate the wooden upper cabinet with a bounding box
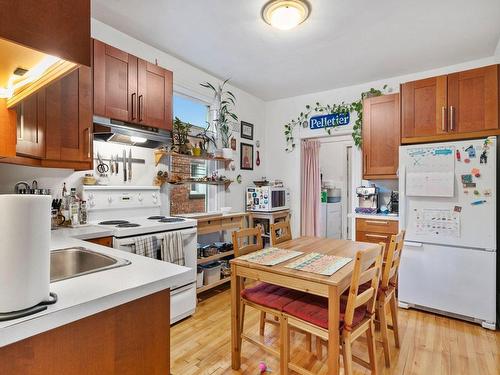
[0,0,90,66]
[401,64,500,144]
[363,93,400,179]
[401,76,447,139]
[447,65,499,134]
[93,40,138,123]
[16,90,46,159]
[45,67,92,166]
[137,60,173,131]
[0,99,16,158]
[93,40,173,130]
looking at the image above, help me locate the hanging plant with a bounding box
[283,85,389,152]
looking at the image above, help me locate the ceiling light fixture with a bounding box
[262,0,310,30]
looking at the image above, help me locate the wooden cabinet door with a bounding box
[0,99,16,158]
[363,93,400,179]
[16,90,45,158]
[448,65,499,134]
[93,40,138,123]
[45,68,92,164]
[401,76,447,140]
[137,59,173,130]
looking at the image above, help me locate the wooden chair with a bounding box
[281,244,384,375]
[232,226,312,356]
[270,220,292,246]
[376,230,405,367]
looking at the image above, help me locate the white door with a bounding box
[399,241,496,323]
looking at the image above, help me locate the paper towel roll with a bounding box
[0,195,51,313]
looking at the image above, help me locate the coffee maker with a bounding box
[355,186,379,214]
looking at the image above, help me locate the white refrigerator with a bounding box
[399,137,497,330]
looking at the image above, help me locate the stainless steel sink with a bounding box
[50,247,131,282]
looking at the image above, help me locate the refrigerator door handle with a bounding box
[404,241,423,247]
[399,160,406,230]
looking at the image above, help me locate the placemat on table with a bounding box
[238,247,303,266]
[285,252,352,276]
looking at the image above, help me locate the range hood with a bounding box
[93,116,172,149]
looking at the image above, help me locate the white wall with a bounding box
[265,55,500,237]
[0,20,267,215]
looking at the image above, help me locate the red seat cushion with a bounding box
[283,294,367,330]
[241,283,305,311]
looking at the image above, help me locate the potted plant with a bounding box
[201,79,238,159]
[172,117,192,155]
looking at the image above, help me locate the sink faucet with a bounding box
[14,181,30,194]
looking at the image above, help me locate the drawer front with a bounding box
[197,219,222,234]
[356,230,392,245]
[87,236,113,247]
[356,218,398,234]
[222,216,241,230]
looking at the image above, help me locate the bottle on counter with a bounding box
[79,200,88,225]
[69,188,80,226]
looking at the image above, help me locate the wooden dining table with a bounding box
[230,236,376,375]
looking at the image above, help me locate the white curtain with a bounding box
[301,139,321,236]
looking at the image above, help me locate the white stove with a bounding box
[82,186,198,323]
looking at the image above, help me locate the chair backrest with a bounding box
[232,225,264,257]
[343,243,384,330]
[380,230,406,291]
[270,221,292,246]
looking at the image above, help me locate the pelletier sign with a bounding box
[309,112,350,130]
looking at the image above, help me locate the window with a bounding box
[190,161,207,201]
[169,93,212,216]
[173,94,209,129]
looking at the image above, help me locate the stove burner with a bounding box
[158,217,185,223]
[99,220,130,225]
[116,223,141,228]
[147,216,166,220]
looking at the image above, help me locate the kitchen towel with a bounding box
[133,235,160,259]
[161,232,185,266]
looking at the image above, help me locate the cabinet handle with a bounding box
[138,95,143,122]
[366,233,389,239]
[441,106,447,132]
[365,220,389,225]
[363,154,367,174]
[131,93,136,120]
[86,128,92,159]
[449,106,455,131]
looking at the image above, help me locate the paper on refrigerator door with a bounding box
[406,171,455,197]
[414,208,460,237]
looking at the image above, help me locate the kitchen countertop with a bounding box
[348,212,400,221]
[0,225,193,347]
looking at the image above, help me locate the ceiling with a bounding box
[0,38,47,88]
[92,0,500,100]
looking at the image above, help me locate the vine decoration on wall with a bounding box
[284,85,389,152]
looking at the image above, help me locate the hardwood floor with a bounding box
[171,286,499,375]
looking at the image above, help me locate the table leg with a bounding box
[231,264,242,369]
[327,285,340,375]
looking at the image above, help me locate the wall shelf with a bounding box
[197,250,235,265]
[154,150,233,167]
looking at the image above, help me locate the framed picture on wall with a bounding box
[240,121,254,140]
[240,142,254,170]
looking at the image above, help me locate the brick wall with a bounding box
[170,156,206,215]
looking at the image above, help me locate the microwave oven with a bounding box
[246,186,290,212]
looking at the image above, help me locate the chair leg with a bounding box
[342,332,353,375]
[378,301,391,368]
[366,319,379,375]
[280,315,290,375]
[239,302,246,349]
[316,336,323,360]
[305,333,312,352]
[389,294,400,348]
[259,311,266,336]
